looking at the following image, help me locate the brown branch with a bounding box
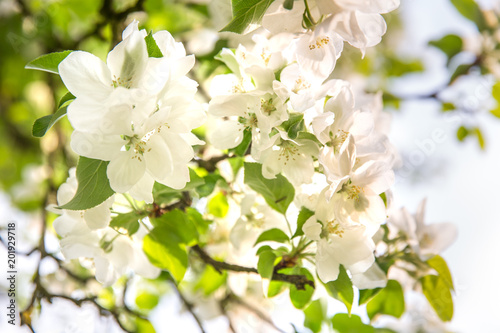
[171,282,206,333]
[191,245,315,290]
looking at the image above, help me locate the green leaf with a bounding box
[186,207,212,235]
[331,314,374,333]
[283,0,294,10]
[58,91,76,109]
[304,299,326,333]
[227,156,244,177]
[421,275,454,322]
[150,209,198,246]
[366,280,405,320]
[32,105,68,137]
[267,279,286,297]
[257,250,277,279]
[324,265,354,314]
[450,0,487,31]
[229,127,252,156]
[289,267,314,309]
[450,63,473,83]
[135,318,156,333]
[427,255,454,291]
[293,207,314,238]
[473,127,485,150]
[110,211,148,236]
[429,34,463,64]
[358,288,382,305]
[135,292,159,310]
[221,0,275,34]
[207,191,229,218]
[254,228,290,246]
[442,102,456,112]
[490,82,500,118]
[143,227,188,283]
[244,162,295,214]
[25,50,73,74]
[456,126,469,141]
[281,113,304,140]
[195,264,227,296]
[58,157,115,210]
[196,173,224,197]
[145,32,164,58]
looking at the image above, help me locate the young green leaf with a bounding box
[207,192,229,218]
[194,265,227,296]
[110,211,148,236]
[421,275,454,322]
[143,227,188,283]
[428,35,463,64]
[229,127,252,156]
[331,314,374,333]
[293,207,314,238]
[58,157,115,210]
[257,250,277,279]
[25,50,73,74]
[150,209,198,246]
[221,0,275,34]
[324,265,354,314]
[289,268,314,309]
[450,0,487,31]
[304,299,326,333]
[32,105,68,138]
[135,292,160,311]
[145,32,164,58]
[427,255,454,291]
[366,280,405,320]
[244,162,295,214]
[254,228,290,246]
[358,288,382,305]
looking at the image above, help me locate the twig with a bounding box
[191,245,315,290]
[171,282,206,333]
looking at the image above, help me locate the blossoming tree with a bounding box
[3,0,499,331]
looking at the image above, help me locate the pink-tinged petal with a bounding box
[107,151,146,193]
[129,172,155,203]
[58,51,113,101]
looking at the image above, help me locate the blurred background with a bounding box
[1,0,500,332]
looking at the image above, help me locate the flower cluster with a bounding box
[60,21,205,203]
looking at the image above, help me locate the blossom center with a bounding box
[309,36,330,50]
[276,141,299,165]
[292,77,311,94]
[327,129,349,153]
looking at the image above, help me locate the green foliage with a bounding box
[358,288,382,305]
[331,314,374,333]
[420,275,454,321]
[150,209,199,246]
[257,249,277,279]
[135,317,156,333]
[427,255,454,291]
[109,211,148,236]
[207,191,229,217]
[289,267,314,309]
[293,207,315,238]
[366,280,405,320]
[324,265,354,314]
[25,50,73,74]
[135,292,160,311]
[456,126,485,149]
[153,168,205,203]
[490,81,500,118]
[229,128,252,156]
[304,299,326,333]
[450,0,487,31]
[450,63,473,83]
[58,157,115,210]
[195,265,227,296]
[221,0,275,34]
[145,32,164,58]
[429,34,463,64]
[244,162,295,214]
[186,207,213,235]
[281,113,305,140]
[32,105,68,137]
[143,227,188,283]
[254,228,290,245]
[196,173,225,198]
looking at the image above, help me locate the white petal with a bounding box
[83,195,114,230]
[58,51,113,101]
[351,263,387,289]
[129,172,155,203]
[107,151,146,193]
[303,216,322,241]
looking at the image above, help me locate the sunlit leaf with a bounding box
[25,50,73,74]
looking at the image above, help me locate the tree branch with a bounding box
[171,282,207,333]
[191,245,315,290]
